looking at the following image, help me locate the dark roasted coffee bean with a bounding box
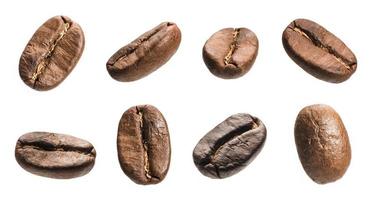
[117,105,170,185]
[295,104,351,184]
[107,22,181,82]
[15,132,96,179]
[282,18,357,83]
[203,28,259,79]
[19,16,85,91]
[193,113,266,179]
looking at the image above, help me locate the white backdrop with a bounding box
[0,0,376,199]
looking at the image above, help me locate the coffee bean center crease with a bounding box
[32,17,71,84]
[114,22,174,65]
[18,140,95,155]
[291,21,354,70]
[224,28,240,66]
[136,107,158,180]
[207,118,258,175]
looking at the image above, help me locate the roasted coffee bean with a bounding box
[19,16,85,91]
[107,22,181,82]
[193,113,266,179]
[203,28,259,79]
[117,105,170,185]
[15,132,96,179]
[295,104,351,184]
[282,18,357,83]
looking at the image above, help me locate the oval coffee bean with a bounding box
[107,22,181,82]
[15,132,96,179]
[193,113,266,179]
[282,18,357,83]
[19,16,85,91]
[117,105,170,185]
[295,104,351,184]
[203,28,259,79]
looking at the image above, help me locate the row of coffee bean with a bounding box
[15,104,351,185]
[19,16,357,91]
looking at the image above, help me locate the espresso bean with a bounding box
[193,113,266,179]
[15,132,96,179]
[203,28,259,79]
[19,16,85,91]
[107,22,181,82]
[282,18,357,83]
[295,104,351,184]
[117,105,170,185]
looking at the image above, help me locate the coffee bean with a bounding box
[19,16,85,91]
[193,113,266,179]
[295,104,351,184]
[202,28,259,79]
[15,132,96,179]
[282,18,357,83]
[117,105,170,185]
[107,22,181,82]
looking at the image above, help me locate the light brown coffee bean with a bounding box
[19,16,85,91]
[117,105,170,185]
[295,104,351,184]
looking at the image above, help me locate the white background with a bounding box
[0,0,376,199]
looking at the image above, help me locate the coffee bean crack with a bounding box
[31,16,71,86]
[17,140,95,156]
[113,22,174,65]
[224,28,240,66]
[136,107,160,181]
[308,113,326,150]
[291,21,355,70]
[206,117,258,178]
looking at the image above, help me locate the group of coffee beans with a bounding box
[15,16,356,185]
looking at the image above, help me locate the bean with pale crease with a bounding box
[117,105,171,185]
[19,16,85,91]
[282,18,357,83]
[203,28,259,79]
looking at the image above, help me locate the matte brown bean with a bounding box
[15,132,96,179]
[107,22,181,82]
[282,18,357,83]
[19,16,85,91]
[295,104,351,184]
[193,113,266,178]
[117,105,170,185]
[203,28,259,79]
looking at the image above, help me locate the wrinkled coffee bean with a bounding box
[193,113,266,179]
[282,18,357,83]
[107,22,181,82]
[203,28,259,79]
[19,16,85,91]
[117,105,170,185]
[15,132,96,179]
[295,104,351,184]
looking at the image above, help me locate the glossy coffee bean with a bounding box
[193,113,266,179]
[117,105,170,185]
[19,16,85,91]
[15,132,96,179]
[107,22,181,82]
[295,104,351,184]
[282,19,357,83]
[203,28,259,79]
